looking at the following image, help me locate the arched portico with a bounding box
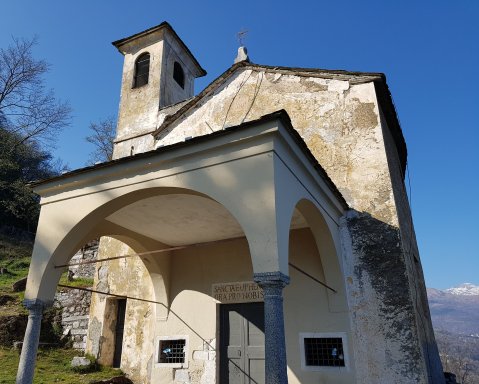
[17,112,349,384]
[294,199,348,311]
[284,198,355,383]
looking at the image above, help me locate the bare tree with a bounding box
[0,36,71,149]
[437,331,479,384]
[85,116,116,164]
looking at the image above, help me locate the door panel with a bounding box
[249,359,265,384]
[220,303,265,384]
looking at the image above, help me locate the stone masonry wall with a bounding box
[55,288,91,350]
[68,240,99,280]
[53,240,98,350]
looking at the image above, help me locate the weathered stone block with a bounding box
[71,356,91,368]
[73,342,86,349]
[71,329,87,335]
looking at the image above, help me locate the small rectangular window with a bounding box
[304,337,344,367]
[155,335,189,368]
[159,339,186,364]
[300,332,349,371]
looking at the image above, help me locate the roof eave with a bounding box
[31,110,348,211]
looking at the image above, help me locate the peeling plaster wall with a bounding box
[113,134,155,159]
[116,40,165,142]
[106,66,442,382]
[147,69,438,381]
[86,237,156,384]
[113,99,189,159]
[113,30,197,160]
[155,69,396,225]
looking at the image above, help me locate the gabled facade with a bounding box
[16,22,444,384]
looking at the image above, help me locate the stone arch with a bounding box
[99,231,171,321]
[289,198,348,311]
[29,186,254,305]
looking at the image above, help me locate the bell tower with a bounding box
[112,22,206,141]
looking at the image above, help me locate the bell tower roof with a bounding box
[112,21,206,77]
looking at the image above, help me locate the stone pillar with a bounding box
[16,299,50,384]
[254,272,290,384]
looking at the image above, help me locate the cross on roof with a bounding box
[237,28,249,46]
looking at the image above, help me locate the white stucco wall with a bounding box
[88,229,353,384]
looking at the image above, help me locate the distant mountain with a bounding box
[428,284,479,382]
[445,283,479,296]
[427,283,479,336]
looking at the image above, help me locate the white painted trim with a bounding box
[299,332,349,372]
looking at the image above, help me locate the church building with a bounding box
[17,22,444,384]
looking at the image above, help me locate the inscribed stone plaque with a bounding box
[212,281,264,303]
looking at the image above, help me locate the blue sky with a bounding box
[1,1,477,289]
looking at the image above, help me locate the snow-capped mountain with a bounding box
[427,283,479,336]
[427,284,479,382]
[444,283,479,296]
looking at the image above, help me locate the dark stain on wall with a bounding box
[346,210,423,379]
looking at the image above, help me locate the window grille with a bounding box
[134,53,150,88]
[159,339,186,364]
[299,332,348,371]
[304,337,345,367]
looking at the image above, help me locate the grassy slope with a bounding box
[0,234,93,311]
[0,235,31,315]
[0,235,117,383]
[0,348,122,383]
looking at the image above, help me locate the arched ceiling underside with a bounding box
[106,193,308,246]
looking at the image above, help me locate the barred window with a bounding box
[155,335,189,368]
[159,339,186,364]
[304,337,344,367]
[300,332,349,371]
[134,53,150,88]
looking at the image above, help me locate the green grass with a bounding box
[0,237,32,294]
[0,236,116,383]
[0,235,31,316]
[58,274,94,288]
[0,234,93,317]
[0,348,123,384]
